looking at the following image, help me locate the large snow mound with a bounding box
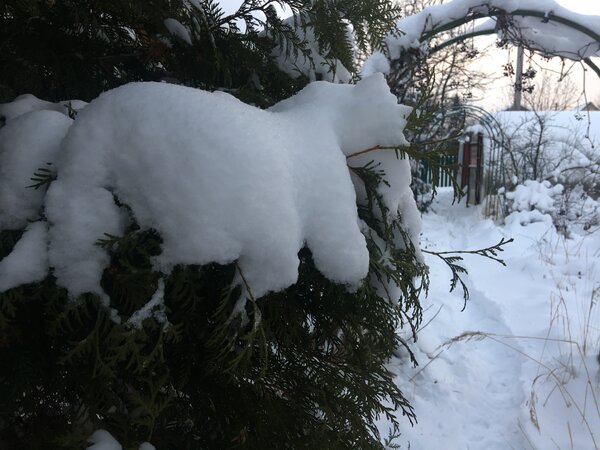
[87,429,155,450]
[0,222,49,291]
[87,430,122,450]
[4,73,415,300]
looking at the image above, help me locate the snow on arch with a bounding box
[38,73,417,301]
[373,0,600,63]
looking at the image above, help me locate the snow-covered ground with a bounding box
[381,188,600,449]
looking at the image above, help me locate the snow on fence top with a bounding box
[0,74,417,302]
[385,0,600,61]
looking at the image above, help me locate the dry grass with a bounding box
[427,323,600,449]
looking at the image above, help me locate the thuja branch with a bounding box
[346,145,389,159]
[27,163,56,190]
[423,237,514,266]
[423,238,514,310]
[345,144,416,161]
[346,138,459,161]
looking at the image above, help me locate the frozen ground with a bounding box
[381,188,600,449]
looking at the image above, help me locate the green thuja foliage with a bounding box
[0,167,424,448]
[422,237,513,311]
[1,0,400,106]
[0,2,429,448]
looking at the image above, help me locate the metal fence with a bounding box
[419,152,458,188]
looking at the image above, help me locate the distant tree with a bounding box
[524,70,580,111]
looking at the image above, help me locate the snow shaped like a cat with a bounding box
[45,73,412,299]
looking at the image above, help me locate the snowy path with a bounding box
[381,189,600,449]
[384,193,528,449]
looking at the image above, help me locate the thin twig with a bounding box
[346,145,389,159]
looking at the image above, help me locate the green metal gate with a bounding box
[419,152,458,187]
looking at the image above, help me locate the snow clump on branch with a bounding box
[0,73,418,303]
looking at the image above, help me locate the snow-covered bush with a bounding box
[488,111,600,233]
[0,73,427,448]
[504,180,563,226]
[494,111,600,188]
[0,1,424,447]
[506,180,563,215]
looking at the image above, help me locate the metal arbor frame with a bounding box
[426,7,600,77]
[387,4,600,101]
[426,104,509,212]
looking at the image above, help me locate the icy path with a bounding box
[381,189,600,449]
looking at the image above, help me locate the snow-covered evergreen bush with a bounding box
[0,77,426,448]
[504,179,563,226]
[0,1,429,448]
